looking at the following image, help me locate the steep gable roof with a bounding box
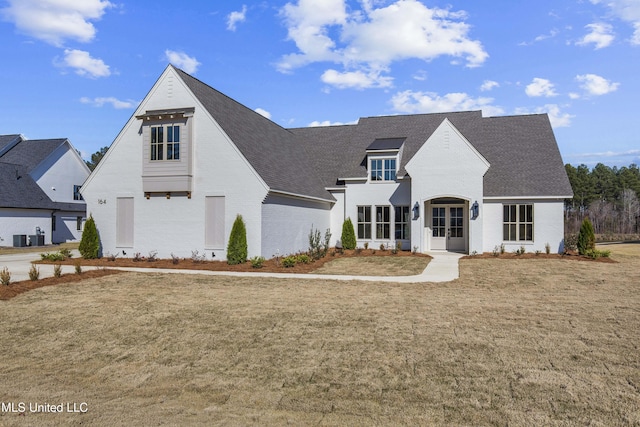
[173,67,332,201]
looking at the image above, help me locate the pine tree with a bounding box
[79,214,100,259]
[227,214,248,265]
[341,217,357,250]
[577,217,595,255]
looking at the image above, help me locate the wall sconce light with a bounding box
[412,201,420,220]
[471,200,479,220]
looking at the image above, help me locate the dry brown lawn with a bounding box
[0,244,639,426]
[312,255,429,276]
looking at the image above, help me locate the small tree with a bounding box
[341,218,356,250]
[79,214,100,259]
[227,214,248,265]
[577,217,596,255]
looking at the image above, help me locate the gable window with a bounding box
[376,206,390,239]
[357,206,371,239]
[151,124,180,161]
[370,158,396,181]
[394,206,410,240]
[73,185,83,201]
[503,204,533,241]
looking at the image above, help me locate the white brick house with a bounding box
[81,65,573,259]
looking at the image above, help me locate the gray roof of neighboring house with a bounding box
[0,134,22,156]
[0,136,86,212]
[0,138,68,172]
[173,66,572,201]
[0,163,57,209]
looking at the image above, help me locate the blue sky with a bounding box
[1,0,639,167]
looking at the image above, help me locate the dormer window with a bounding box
[370,158,396,181]
[366,137,404,182]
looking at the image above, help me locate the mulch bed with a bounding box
[462,251,617,263]
[0,269,124,301]
[36,249,431,274]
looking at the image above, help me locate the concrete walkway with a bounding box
[0,251,463,284]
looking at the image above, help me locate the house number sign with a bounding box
[98,199,107,204]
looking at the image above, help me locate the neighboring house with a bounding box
[0,134,90,246]
[81,65,573,260]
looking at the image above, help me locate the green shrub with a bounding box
[584,249,611,259]
[308,227,331,261]
[282,256,296,268]
[59,248,72,259]
[74,260,82,275]
[28,265,40,281]
[53,264,62,278]
[341,218,357,250]
[227,214,248,265]
[296,254,311,264]
[79,214,100,259]
[1,267,11,286]
[250,256,265,268]
[577,218,596,255]
[40,252,65,261]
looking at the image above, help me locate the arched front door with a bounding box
[427,198,467,252]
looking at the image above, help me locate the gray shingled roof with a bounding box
[173,66,572,200]
[0,138,68,172]
[0,134,22,156]
[0,163,57,209]
[174,67,332,201]
[291,111,573,198]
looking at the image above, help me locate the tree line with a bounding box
[565,163,640,235]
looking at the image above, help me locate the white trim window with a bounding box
[151,124,180,161]
[370,158,396,181]
[503,204,533,241]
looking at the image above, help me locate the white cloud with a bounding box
[480,80,499,92]
[573,148,640,158]
[591,0,640,45]
[61,49,110,78]
[278,0,487,88]
[255,108,271,119]
[308,119,357,127]
[1,0,112,47]
[390,90,504,117]
[576,22,615,49]
[164,50,201,74]
[80,96,137,109]
[227,5,247,31]
[576,73,620,95]
[321,68,393,89]
[515,104,574,128]
[525,78,558,97]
